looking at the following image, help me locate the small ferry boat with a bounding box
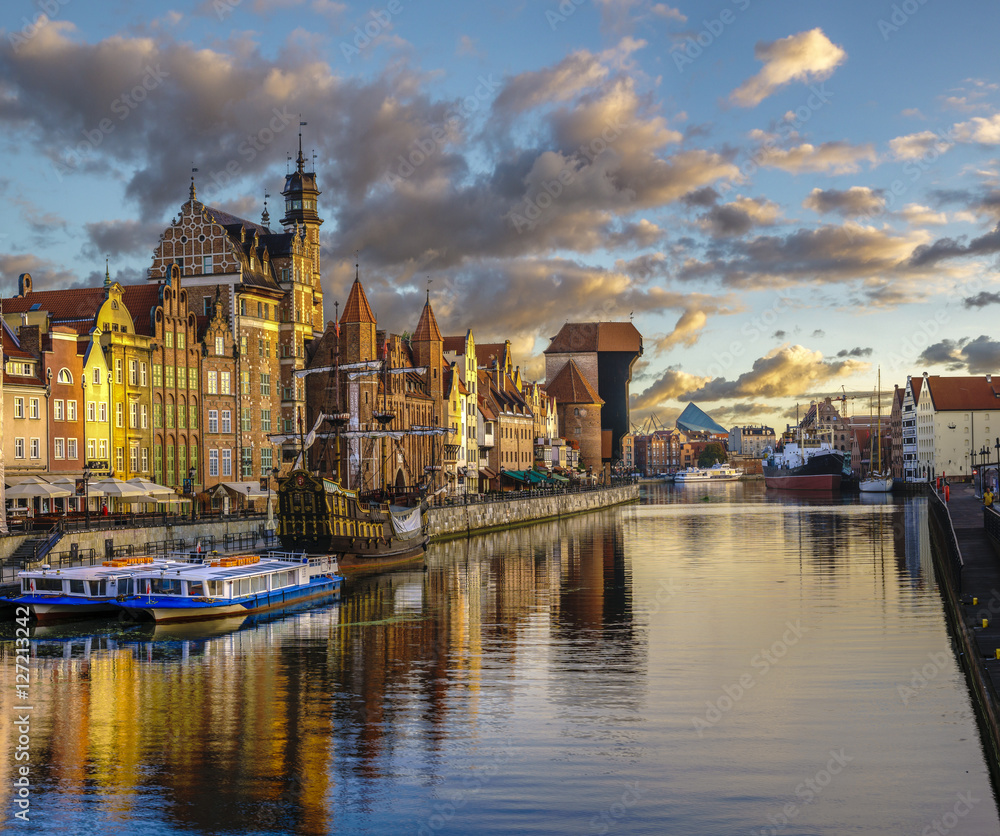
[13,557,191,623]
[673,464,742,483]
[116,553,342,623]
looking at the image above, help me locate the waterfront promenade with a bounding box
[930,481,1000,785]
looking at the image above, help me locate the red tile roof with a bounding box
[545,359,603,405]
[925,375,1000,410]
[340,278,376,324]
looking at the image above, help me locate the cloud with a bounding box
[917,336,1000,373]
[889,130,953,160]
[729,29,846,108]
[954,113,1000,144]
[631,366,711,410]
[760,141,877,174]
[697,196,781,237]
[965,291,1000,308]
[677,344,868,402]
[802,186,884,217]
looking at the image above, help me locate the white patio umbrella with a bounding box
[127,477,174,498]
[4,482,72,499]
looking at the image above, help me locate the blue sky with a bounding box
[3,0,1000,431]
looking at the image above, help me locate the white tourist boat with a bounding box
[673,464,742,483]
[116,552,342,623]
[13,557,192,623]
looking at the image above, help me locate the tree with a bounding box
[698,443,726,467]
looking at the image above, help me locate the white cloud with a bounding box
[730,29,846,108]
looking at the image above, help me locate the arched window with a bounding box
[57,368,73,384]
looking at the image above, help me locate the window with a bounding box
[14,438,24,459]
[241,407,252,432]
[54,438,65,459]
[261,447,273,474]
[13,398,23,419]
[115,358,122,384]
[241,448,252,478]
[165,331,173,349]
[54,400,65,421]
[153,365,162,387]
[221,372,231,395]
[261,409,271,432]
[67,401,77,421]
[209,409,218,433]
[99,403,107,423]
[141,404,148,429]
[67,438,77,459]
[221,410,232,434]
[129,360,137,386]
[221,448,232,476]
[241,371,250,396]
[57,368,72,384]
[29,398,39,419]
[141,362,147,386]
[130,402,137,428]
[208,370,218,394]
[215,335,224,356]
[116,403,124,428]
[189,403,198,429]
[260,373,271,397]
[30,438,40,459]
[209,449,219,477]
[203,254,213,272]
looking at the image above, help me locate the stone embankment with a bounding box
[426,484,639,540]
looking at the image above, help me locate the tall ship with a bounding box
[762,441,845,491]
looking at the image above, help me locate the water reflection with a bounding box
[0,491,997,835]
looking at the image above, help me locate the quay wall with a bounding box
[926,489,1000,790]
[426,484,639,540]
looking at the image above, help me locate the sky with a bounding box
[2,0,1000,433]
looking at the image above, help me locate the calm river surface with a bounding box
[3,483,999,835]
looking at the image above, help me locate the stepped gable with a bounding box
[676,402,727,435]
[413,297,443,342]
[925,375,1000,410]
[546,359,603,405]
[340,278,376,324]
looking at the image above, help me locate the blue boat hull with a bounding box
[117,576,342,623]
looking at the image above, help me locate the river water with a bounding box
[2,482,998,835]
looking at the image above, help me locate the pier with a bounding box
[928,481,1000,788]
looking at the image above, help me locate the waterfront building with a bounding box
[544,322,643,472]
[728,425,775,457]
